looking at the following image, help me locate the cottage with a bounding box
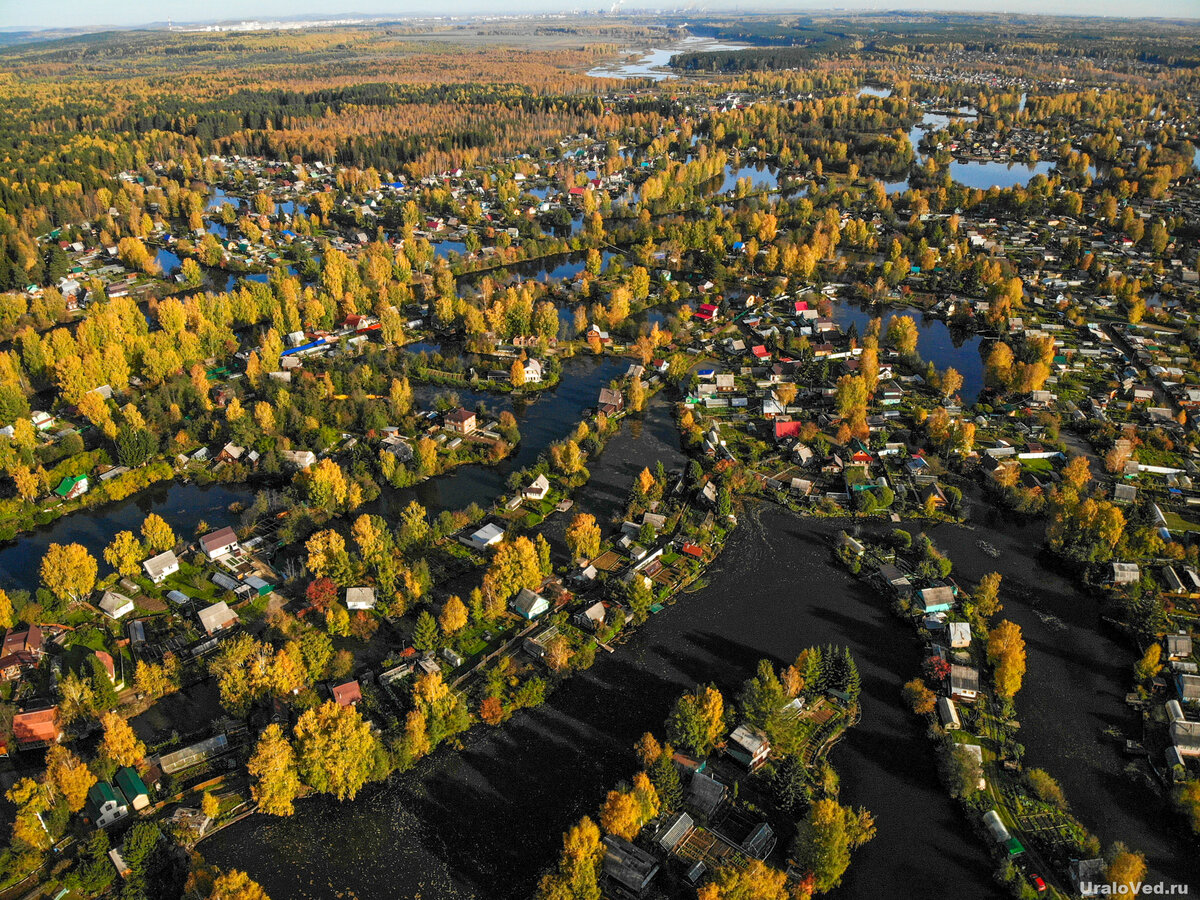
[522,358,543,384]
[727,724,771,770]
[114,767,149,811]
[948,622,972,649]
[510,588,550,620]
[87,782,129,828]
[875,563,912,598]
[950,665,981,702]
[198,601,239,636]
[1165,634,1194,661]
[598,387,624,415]
[1069,858,1108,898]
[444,408,476,435]
[937,696,961,730]
[574,601,606,632]
[1110,562,1140,585]
[142,550,179,584]
[523,474,551,501]
[688,770,727,818]
[199,526,239,560]
[99,591,135,619]
[461,522,505,551]
[54,474,89,501]
[282,449,318,469]
[917,586,956,615]
[601,835,659,896]
[3,625,44,658]
[345,587,376,611]
[332,680,362,707]
[12,707,60,749]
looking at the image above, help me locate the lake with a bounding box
[887,113,1056,193]
[587,37,749,81]
[832,302,985,403]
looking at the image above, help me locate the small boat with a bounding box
[976,540,1001,558]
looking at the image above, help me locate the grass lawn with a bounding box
[1021,458,1054,474]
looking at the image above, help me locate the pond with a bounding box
[369,354,630,519]
[156,248,182,277]
[718,162,780,195]
[0,481,256,595]
[891,112,1056,192]
[856,86,893,99]
[833,301,984,403]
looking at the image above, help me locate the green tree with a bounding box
[412,610,439,651]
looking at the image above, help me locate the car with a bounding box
[1030,874,1046,893]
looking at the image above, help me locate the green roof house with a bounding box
[114,767,149,812]
[87,781,129,828]
[54,474,89,501]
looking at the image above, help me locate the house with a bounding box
[461,522,505,551]
[217,443,245,464]
[198,601,238,636]
[114,767,149,811]
[12,707,61,749]
[345,587,376,611]
[199,526,239,560]
[1110,562,1140,585]
[54,474,89,501]
[874,563,912,598]
[94,650,117,684]
[510,588,550,620]
[601,835,659,896]
[715,373,735,393]
[1165,634,1193,661]
[948,622,972,649]
[0,652,36,682]
[110,848,133,879]
[727,724,771,770]
[99,590,135,619]
[332,680,362,707]
[1177,673,1200,703]
[282,449,318,469]
[3,625,44,658]
[950,665,981,702]
[87,782,129,828]
[598,387,624,415]
[917,586,956,615]
[937,696,961,730]
[522,358,543,384]
[688,770,727,818]
[142,550,179,584]
[574,601,606,632]
[523,474,551,501]
[444,408,476,435]
[1069,858,1108,898]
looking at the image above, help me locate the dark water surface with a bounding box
[202,397,996,898]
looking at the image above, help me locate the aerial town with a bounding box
[0,8,1196,900]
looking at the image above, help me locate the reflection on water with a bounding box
[833,301,984,403]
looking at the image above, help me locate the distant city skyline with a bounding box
[5,0,1199,31]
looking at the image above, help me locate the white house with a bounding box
[282,449,318,469]
[345,587,376,610]
[523,358,544,384]
[98,591,135,620]
[461,522,505,551]
[142,550,179,584]
[523,474,551,501]
[199,527,239,560]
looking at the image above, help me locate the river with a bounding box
[201,396,998,899]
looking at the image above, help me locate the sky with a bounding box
[2,0,1198,30]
